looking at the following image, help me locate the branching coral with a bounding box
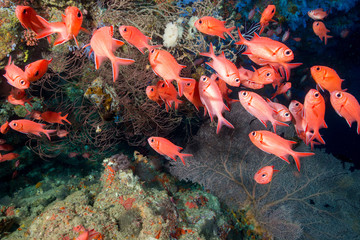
[170,102,360,239]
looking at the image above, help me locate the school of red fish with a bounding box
[2,4,359,186]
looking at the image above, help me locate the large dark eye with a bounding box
[186,82,191,86]
[242,91,248,96]
[13,123,17,127]
[262,173,267,178]
[23,9,27,14]
[316,22,319,26]
[251,131,256,136]
[35,71,39,77]
[150,138,154,143]
[295,102,299,106]
[201,76,207,82]
[123,27,127,32]
[316,67,320,71]
[150,88,154,92]
[336,92,342,98]
[198,20,202,24]
[77,11,82,18]
[150,49,155,54]
[314,92,320,98]
[235,78,240,83]
[285,112,290,117]
[285,50,292,56]
[266,72,271,77]
[271,9,275,13]
[160,83,165,88]
[20,80,26,85]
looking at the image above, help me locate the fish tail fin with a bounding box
[291,151,315,172]
[199,42,215,58]
[259,24,265,35]
[61,113,71,125]
[111,57,135,82]
[324,34,333,45]
[174,99,183,110]
[146,44,162,54]
[216,116,234,134]
[306,129,325,145]
[226,26,236,40]
[280,62,302,81]
[43,129,57,141]
[35,15,58,39]
[178,153,193,165]
[235,28,247,45]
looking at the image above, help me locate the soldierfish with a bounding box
[239,91,288,133]
[84,26,135,82]
[259,5,276,34]
[156,80,183,112]
[249,130,315,172]
[149,49,193,96]
[119,26,161,54]
[254,166,279,184]
[194,16,236,40]
[182,79,205,112]
[40,111,71,125]
[36,6,89,47]
[9,119,56,140]
[289,100,306,136]
[330,91,360,134]
[308,8,329,20]
[0,153,20,162]
[199,76,234,134]
[146,85,164,107]
[200,43,241,87]
[312,21,332,45]
[266,99,292,122]
[310,65,343,92]
[249,65,277,85]
[304,89,327,145]
[25,58,52,82]
[148,136,193,165]
[3,56,30,90]
[236,30,301,81]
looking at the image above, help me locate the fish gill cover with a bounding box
[0,0,359,239]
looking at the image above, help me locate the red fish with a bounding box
[36,6,89,47]
[249,65,277,85]
[271,82,291,99]
[119,26,161,54]
[9,119,56,140]
[24,58,52,82]
[1,121,10,134]
[0,153,20,162]
[238,66,254,81]
[40,111,71,125]
[330,91,360,134]
[213,75,235,108]
[200,43,241,87]
[146,85,164,107]
[236,30,301,80]
[199,76,234,134]
[56,129,69,138]
[7,89,33,107]
[266,99,292,122]
[249,130,315,172]
[149,49,193,96]
[304,89,327,145]
[289,100,306,136]
[310,66,343,92]
[3,56,30,90]
[194,16,235,40]
[241,80,264,90]
[148,136,193,165]
[259,5,276,34]
[182,79,205,112]
[239,91,288,133]
[15,6,51,43]
[254,166,279,184]
[84,26,135,82]
[308,8,329,20]
[312,21,332,45]
[156,80,183,112]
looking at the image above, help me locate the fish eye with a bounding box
[77,11,82,18]
[314,92,320,98]
[123,27,127,32]
[23,9,27,14]
[235,78,240,83]
[150,49,155,54]
[262,173,267,178]
[316,22,319,26]
[271,9,275,13]
[242,91,248,96]
[150,88,154,92]
[251,131,256,136]
[186,82,191,86]
[284,50,292,56]
[13,123,17,127]
[285,112,290,117]
[35,71,39,76]
[316,67,320,71]
[20,80,26,85]
[160,83,165,87]
[201,76,207,82]
[295,102,299,106]
[336,92,342,98]
[266,72,271,77]
[198,20,202,24]
[150,138,154,143]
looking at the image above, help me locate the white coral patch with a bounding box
[163,22,183,48]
